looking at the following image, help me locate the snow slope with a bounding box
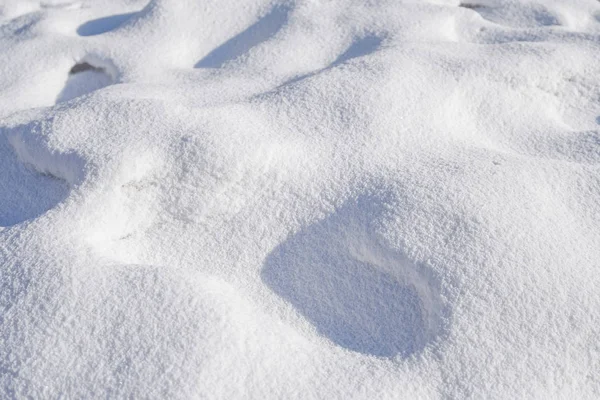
[0,0,599,398]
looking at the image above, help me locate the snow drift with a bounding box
[0,0,599,398]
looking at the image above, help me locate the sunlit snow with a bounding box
[1,0,599,398]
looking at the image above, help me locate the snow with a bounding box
[0,0,599,398]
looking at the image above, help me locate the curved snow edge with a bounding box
[7,129,87,186]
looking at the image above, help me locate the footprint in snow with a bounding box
[262,194,446,358]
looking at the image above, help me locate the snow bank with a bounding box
[0,0,599,398]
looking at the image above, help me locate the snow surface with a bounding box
[0,0,599,398]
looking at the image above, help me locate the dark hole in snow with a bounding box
[69,62,104,75]
[459,3,484,9]
[56,61,114,103]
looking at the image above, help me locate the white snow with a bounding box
[0,0,599,398]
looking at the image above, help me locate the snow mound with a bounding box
[1,0,599,398]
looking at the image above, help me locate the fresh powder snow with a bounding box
[0,0,599,398]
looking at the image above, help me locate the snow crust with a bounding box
[0,0,599,398]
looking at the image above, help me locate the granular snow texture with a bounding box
[0,0,599,398]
